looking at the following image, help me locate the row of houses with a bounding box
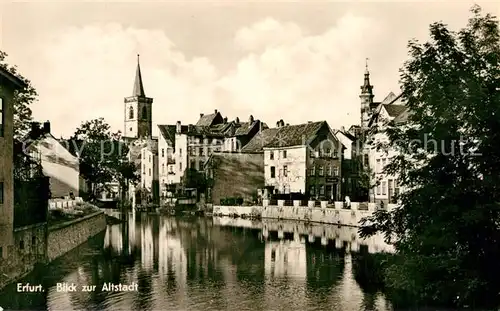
[9,57,408,209]
[121,57,411,207]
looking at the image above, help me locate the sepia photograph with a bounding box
[1,0,500,310]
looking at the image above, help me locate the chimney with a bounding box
[280,119,285,127]
[286,123,289,126]
[276,121,280,128]
[29,122,40,139]
[249,115,254,123]
[307,121,312,124]
[223,117,228,123]
[43,121,51,134]
[200,113,204,118]
[176,121,181,134]
[214,109,218,114]
[340,126,345,132]
[235,117,240,124]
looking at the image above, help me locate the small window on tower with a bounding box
[129,106,134,119]
[142,106,147,120]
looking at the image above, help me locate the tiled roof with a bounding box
[158,125,177,146]
[393,107,412,124]
[240,128,280,152]
[234,121,258,136]
[263,121,326,148]
[381,92,397,104]
[196,112,223,127]
[383,104,407,117]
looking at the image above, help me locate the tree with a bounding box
[182,168,207,193]
[0,50,37,139]
[70,118,134,200]
[360,6,500,308]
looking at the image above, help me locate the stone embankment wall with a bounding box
[0,223,47,290]
[47,211,106,261]
[212,200,398,227]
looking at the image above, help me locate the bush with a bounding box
[220,197,244,206]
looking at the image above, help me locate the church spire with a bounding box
[132,54,146,97]
[360,57,373,95]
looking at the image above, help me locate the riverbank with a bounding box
[0,210,106,290]
[212,201,394,227]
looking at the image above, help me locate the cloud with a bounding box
[28,13,386,137]
[234,17,304,51]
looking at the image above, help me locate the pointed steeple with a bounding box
[360,57,373,95]
[133,54,146,97]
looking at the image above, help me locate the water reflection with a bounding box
[0,214,394,311]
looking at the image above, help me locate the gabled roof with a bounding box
[383,104,407,118]
[158,125,177,146]
[234,121,260,136]
[380,92,397,105]
[240,128,280,152]
[196,111,223,127]
[263,121,326,148]
[0,66,27,90]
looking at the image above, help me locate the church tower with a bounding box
[360,58,374,130]
[124,55,153,138]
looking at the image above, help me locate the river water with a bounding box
[0,213,394,311]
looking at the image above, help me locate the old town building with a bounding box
[256,120,343,200]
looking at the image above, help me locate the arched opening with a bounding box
[129,106,134,119]
[142,106,147,120]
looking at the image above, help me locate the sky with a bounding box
[1,0,499,138]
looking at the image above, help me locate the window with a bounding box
[0,182,3,204]
[143,151,145,159]
[162,164,165,173]
[19,240,24,250]
[142,164,145,174]
[364,154,369,166]
[149,155,151,163]
[382,181,387,195]
[190,160,195,168]
[199,147,204,156]
[190,147,196,156]
[327,165,332,176]
[376,159,381,173]
[325,148,331,157]
[319,166,324,176]
[283,165,288,177]
[382,158,387,172]
[283,150,287,158]
[149,168,151,176]
[32,236,36,245]
[319,185,325,195]
[169,165,174,173]
[270,151,274,160]
[270,166,276,178]
[310,186,315,196]
[128,106,134,119]
[142,106,147,120]
[199,161,204,170]
[179,148,182,156]
[310,149,315,158]
[162,149,165,157]
[179,162,182,171]
[0,98,4,137]
[333,167,339,176]
[333,148,338,158]
[0,246,3,258]
[377,184,381,195]
[310,166,315,176]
